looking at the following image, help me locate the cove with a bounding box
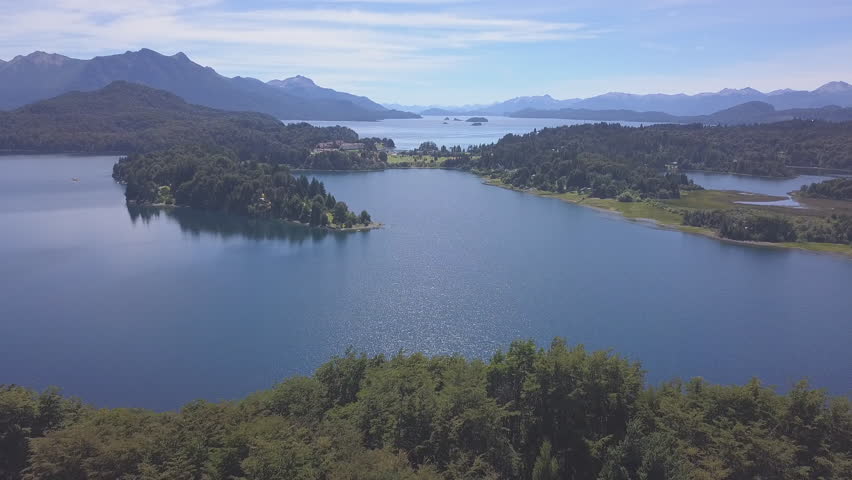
[1,154,851,410]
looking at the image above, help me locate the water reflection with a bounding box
[127,205,347,244]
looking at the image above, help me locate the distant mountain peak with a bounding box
[0,47,418,119]
[717,87,761,96]
[265,75,404,114]
[815,81,852,93]
[503,94,555,103]
[114,48,177,61]
[722,100,775,112]
[768,88,796,96]
[269,75,318,88]
[12,51,72,66]
[598,92,633,99]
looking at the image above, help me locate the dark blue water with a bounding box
[2,154,851,410]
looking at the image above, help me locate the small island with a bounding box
[471,122,483,126]
[466,116,488,122]
[113,147,379,231]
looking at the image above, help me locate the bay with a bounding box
[1,154,850,410]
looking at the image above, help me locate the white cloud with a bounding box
[7,0,849,104]
[0,0,596,90]
[221,9,584,31]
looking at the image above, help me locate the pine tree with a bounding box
[532,441,559,480]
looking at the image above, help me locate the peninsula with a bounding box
[441,123,852,254]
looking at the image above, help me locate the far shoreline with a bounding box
[132,201,383,233]
[480,177,852,259]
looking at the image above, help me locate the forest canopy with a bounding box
[451,122,852,190]
[799,177,852,201]
[113,147,372,229]
[2,339,849,480]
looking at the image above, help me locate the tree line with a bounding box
[683,209,852,244]
[113,147,372,229]
[0,81,390,170]
[799,177,852,201]
[446,124,708,199]
[1,339,849,480]
[445,122,852,198]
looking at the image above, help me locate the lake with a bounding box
[2,154,851,411]
[286,115,650,150]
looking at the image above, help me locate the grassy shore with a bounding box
[387,153,451,166]
[483,178,852,257]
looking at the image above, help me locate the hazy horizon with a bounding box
[3,0,852,105]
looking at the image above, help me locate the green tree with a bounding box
[7,341,852,480]
[310,201,325,226]
[531,441,558,480]
[332,201,350,225]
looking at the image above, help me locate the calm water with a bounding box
[2,154,851,410]
[287,115,649,150]
[687,171,836,207]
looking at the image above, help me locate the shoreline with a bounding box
[684,167,849,180]
[480,177,852,259]
[682,168,798,180]
[138,202,383,232]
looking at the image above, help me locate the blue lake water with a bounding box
[286,115,649,150]
[686,171,837,207]
[1,154,851,411]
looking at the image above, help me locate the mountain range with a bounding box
[0,49,419,121]
[510,101,852,125]
[266,75,389,113]
[3,48,852,123]
[391,82,852,117]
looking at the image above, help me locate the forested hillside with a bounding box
[800,177,852,201]
[454,122,852,187]
[2,339,849,480]
[113,147,373,229]
[0,81,366,167]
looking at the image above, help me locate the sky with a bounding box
[2,0,852,105]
